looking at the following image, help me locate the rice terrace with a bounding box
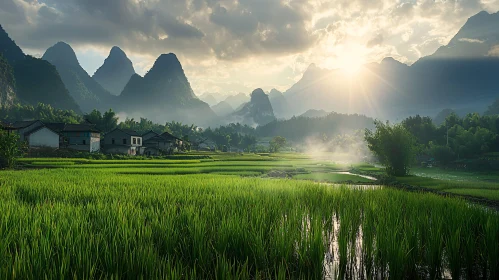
[2,1,499,279]
[0,152,497,279]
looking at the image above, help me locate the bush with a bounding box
[365,121,416,176]
[0,131,26,169]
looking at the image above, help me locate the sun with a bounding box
[328,44,367,77]
[343,62,363,76]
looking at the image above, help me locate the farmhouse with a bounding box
[103,129,142,155]
[8,121,101,152]
[61,124,101,152]
[141,131,183,156]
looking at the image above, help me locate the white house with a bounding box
[26,126,60,148]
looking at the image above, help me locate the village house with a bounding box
[141,131,183,156]
[61,124,101,152]
[102,129,142,155]
[8,121,101,152]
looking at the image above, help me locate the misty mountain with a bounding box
[224,92,249,109]
[284,11,499,120]
[0,26,81,112]
[268,88,288,118]
[93,46,136,96]
[199,93,220,106]
[119,53,217,126]
[0,54,16,108]
[228,88,275,126]
[211,101,234,117]
[300,109,330,119]
[42,42,116,112]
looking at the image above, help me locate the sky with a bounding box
[1,0,498,98]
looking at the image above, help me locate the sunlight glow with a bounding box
[338,52,365,77]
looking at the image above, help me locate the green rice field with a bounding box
[0,154,498,279]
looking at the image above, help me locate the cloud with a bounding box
[488,45,499,56]
[367,34,384,47]
[1,0,498,96]
[459,38,485,43]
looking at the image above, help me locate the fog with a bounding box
[299,131,373,164]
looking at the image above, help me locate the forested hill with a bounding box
[0,54,16,108]
[256,112,375,141]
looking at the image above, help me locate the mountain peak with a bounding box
[251,88,267,100]
[110,46,126,57]
[93,46,136,95]
[0,24,25,64]
[43,42,80,67]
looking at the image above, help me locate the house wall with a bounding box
[104,130,129,146]
[17,121,43,142]
[131,136,142,147]
[28,127,59,148]
[90,137,100,152]
[104,130,142,147]
[63,132,101,152]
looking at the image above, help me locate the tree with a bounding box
[270,136,287,153]
[0,130,26,169]
[365,121,416,176]
[484,98,499,116]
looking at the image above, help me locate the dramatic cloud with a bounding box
[1,0,498,95]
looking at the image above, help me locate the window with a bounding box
[123,138,127,145]
[82,140,86,145]
[133,138,137,145]
[112,138,115,144]
[138,138,141,145]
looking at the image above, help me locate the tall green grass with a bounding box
[0,169,497,279]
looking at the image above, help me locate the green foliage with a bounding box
[13,56,81,112]
[365,121,416,176]
[0,129,26,168]
[428,143,456,164]
[0,103,82,123]
[0,103,83,123]
[203,124,257,151]
[84,109,118,133]
[256,112,374,142]
[401,113,499,164]
[484,98,499,116]
[270,136,287,153]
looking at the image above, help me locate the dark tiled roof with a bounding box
[120,129,141,136]
[142,130,159,137]
[144,135,175,143]
[160,131,183,141]
[104,128,141,137]
[45,123,66,133]
[64,124,100,133]
[24,125,60,137]
[12,120,40,129]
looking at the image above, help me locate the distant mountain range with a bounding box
[283,11,499,120]
[42,42,116,112]
[226,88,276,126]
[0,26,81,112]
[2,10,499,125]
[300,109,330,119]
[119,53,217,125]
[211,101,234,117]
